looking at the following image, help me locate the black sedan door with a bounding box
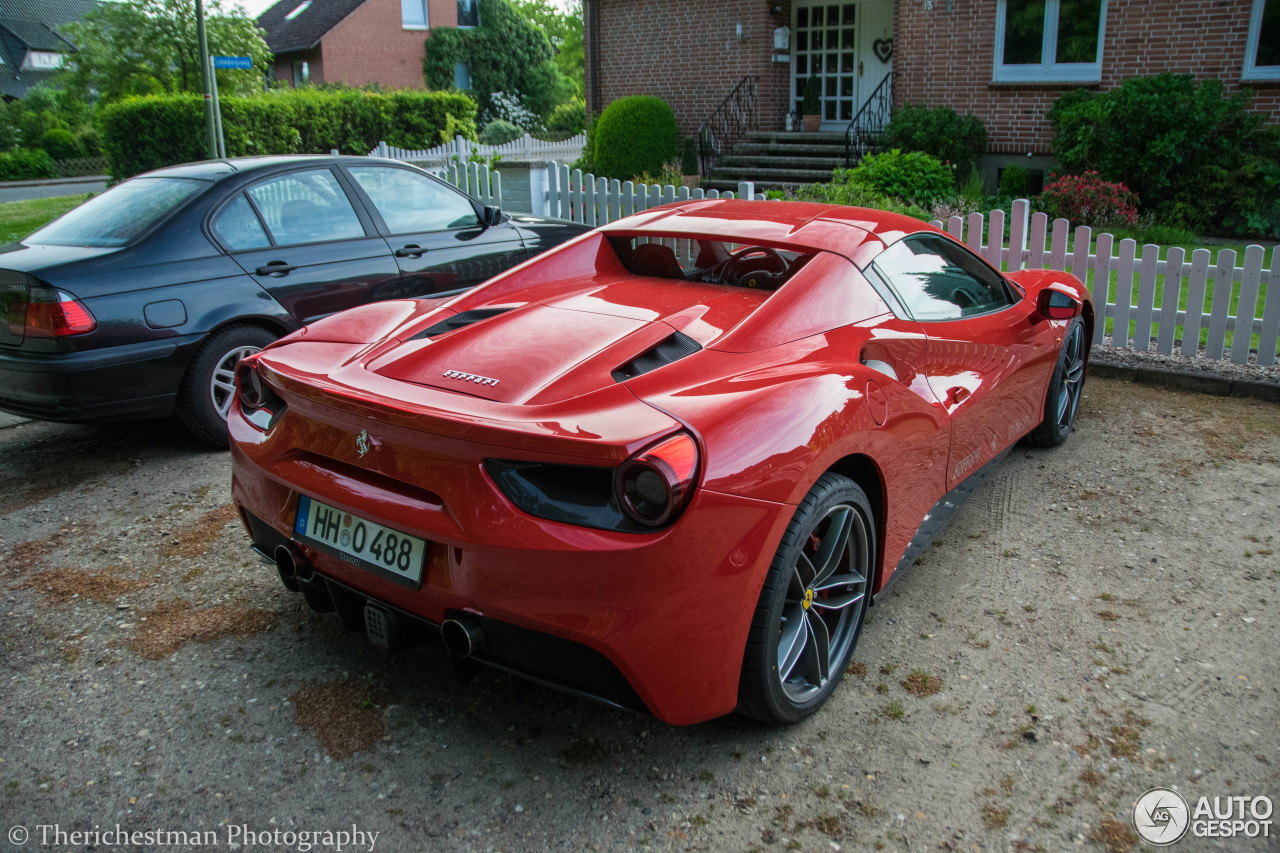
[214,166,401,323]
[343,164,528,296]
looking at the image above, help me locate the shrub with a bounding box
[1039,171,1139,228]
[1049,74,1265,218]
[680,136,698,176]
[99,89,477,178]
[38,128,81,161]
[779,169,933,221]
[482,91,541,131]
[802,76,821,115]
[882,104,987,181]
[478,119,523,145]
[998,165,1030,198]
[592,96,678,181]
[0,148,57,180]
[845,149,954,204]
[545,98,585,136]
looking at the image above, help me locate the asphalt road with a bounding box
[0,179,107,204]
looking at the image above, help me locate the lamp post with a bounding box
[196,0,218,159]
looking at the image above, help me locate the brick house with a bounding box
[584,0,1280,178]
[258,0,479,88]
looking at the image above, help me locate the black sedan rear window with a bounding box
[27,177,206,248]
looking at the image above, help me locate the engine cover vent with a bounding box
[411,306,515,340]
[611,331,702,382]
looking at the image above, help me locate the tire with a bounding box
[1025,316,1087,448]
[177,325,276,447]
[738,473,875,725]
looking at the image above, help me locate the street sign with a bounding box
[213,56,252,69]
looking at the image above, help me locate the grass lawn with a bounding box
[0,194,92,245]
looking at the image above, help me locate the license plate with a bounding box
[294,496,427,585]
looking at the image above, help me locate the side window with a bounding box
[246,169,364,247]
[348,166,480,233]
[212,194,270,251]
[872,235,1014,322]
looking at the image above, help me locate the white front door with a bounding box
[791,0,893,131]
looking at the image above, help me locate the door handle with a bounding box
[946,386,971,405]
[255,261,296,276]
[395,244,424,258]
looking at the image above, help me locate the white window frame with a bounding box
[993,0,1107,83]
[1244,0,1280,81]
[401,0,429,30]
[22,51,66,70]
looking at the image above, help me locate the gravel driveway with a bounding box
[1,376,1277,852]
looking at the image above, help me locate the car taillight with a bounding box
[615,432,700,527]
[235,356,285,429]
[9,287,96,337]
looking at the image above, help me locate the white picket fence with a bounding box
[932,199,1279,366]
[369,133,586,167]
[540,165,764,226]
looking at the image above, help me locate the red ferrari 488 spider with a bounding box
[230,200,1092,725]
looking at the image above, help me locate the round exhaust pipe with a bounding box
[274,542,313,587]
[441,616,486,657]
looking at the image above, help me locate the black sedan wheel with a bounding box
[739,473,874,724]
[178,325,276,446]
[1026,316,1087,447]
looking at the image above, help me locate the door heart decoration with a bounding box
[872,37,894,62]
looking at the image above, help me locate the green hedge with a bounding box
[100,89,478,179]
[592,96,678,181]
[0,148,57,181]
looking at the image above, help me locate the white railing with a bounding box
[369,133,586,167]
[932,199,1279,366]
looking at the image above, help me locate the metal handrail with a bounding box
[697,76,759,177]
[844,72,893,166]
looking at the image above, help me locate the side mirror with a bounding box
[481,205,502,227]
[1036,283,1081,320]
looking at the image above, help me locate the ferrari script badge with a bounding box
[355,429,371,459]
[443,369,500,387]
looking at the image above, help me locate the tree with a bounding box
[423,0,575,123]
[60,0,272,104]
[509,0,583,97]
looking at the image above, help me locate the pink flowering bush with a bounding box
[1039,171,1140,227]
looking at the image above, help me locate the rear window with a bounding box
[27,177,207,248]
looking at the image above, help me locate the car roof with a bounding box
[599,199,932,265]
[134,154,404,181]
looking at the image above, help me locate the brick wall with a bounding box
[585,0,794,139]
[319,0,458,88]
[894,0,1280,155]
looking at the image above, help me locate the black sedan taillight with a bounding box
[7,286,96,338]
[486,432,701,533]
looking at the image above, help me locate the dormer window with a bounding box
[22,51,65,70]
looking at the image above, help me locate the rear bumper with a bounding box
[0,336,197,422]
[230,404,792,725]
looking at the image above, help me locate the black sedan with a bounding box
[0,155,587,444]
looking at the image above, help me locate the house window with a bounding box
[453,62,471,90]
[22,51,66,70]
[402,0,429,29]
[1244,0,1280,81]
[457,0,479,28]
[994,0,1106,83]
[284,0,311,21]
[292,60,309,85]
